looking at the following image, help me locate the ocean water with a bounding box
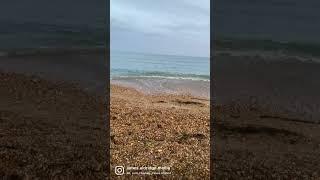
[0,0,107,95]
[0,21,105,50]
[213,0,320,122]
[213,38,320,63]
[214,0,320,60]
[111,51,209,80]
[0,0,106,50]
[111,51,210,97]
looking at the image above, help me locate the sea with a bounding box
[0,0,106,50]
[213,0,320,61]
[0,21,107,95]
[0,21,105,50]
[111,51,210,98]
[0,0,107,95]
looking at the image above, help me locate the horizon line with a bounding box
[111,49,210,58]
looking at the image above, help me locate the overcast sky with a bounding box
[111,0,210,57]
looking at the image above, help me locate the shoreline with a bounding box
[1,70,319,178]
[213,54,320,123]
[0,48,107,95]
[213,52,320,178]
[111,77,210,99]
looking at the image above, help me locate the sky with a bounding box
[111,0,210,57]
[214,0,320,43]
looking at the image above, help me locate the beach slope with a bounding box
[0,72,108,179]
[110,85,210,179]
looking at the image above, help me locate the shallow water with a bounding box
[111,51,210,97]
[111,77,210,98]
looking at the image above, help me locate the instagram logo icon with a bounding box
[114,166,125,175]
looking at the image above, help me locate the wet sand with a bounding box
[0,48,107,95]
[110,84,210,179]
[111,77,210,99]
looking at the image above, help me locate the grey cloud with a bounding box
[111,0,209,56]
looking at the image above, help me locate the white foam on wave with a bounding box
[214,50,320,63]
[111,75,210,82]
[111,77,210,98]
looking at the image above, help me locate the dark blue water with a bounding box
[0,0,106,50]
[111,51,210,81]
[214,0,320,56]
[0,21,105,50]
[213,0,320,121]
